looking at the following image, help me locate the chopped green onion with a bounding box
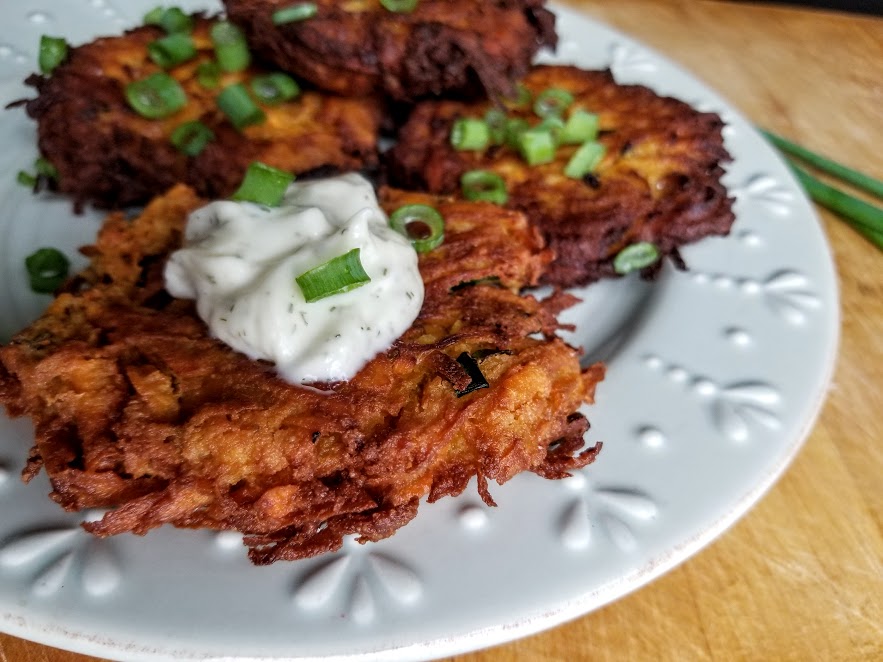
[125,73,187,119]
[148,33,197,69]
[502,83,531,110]
[250,73,301,104]
[380,0,419,12]
[517,127,557,166]
[564,141,606,179]
[231,161,294,206]
[39,35,68,75]
[144,7,193,33]
[160,7,193,34]
[533,88,574,118]
[450,118,490,151]
[785,159,883,251]
[211,21,251,72]
[536,116,565,145]
[17,171,36,188]
[504,117,530,149]
[484,108,507,145]
[35,157,58,180]
[170,120,214,156]
[762,129,883,199]
[25,247,70,294]
[389,204,445,253]
[613,242,660,275]
[461,170,508,205]
[143,7,165,25]
[273,3,319,25]
[296,248,371,303]
[560,109,599,145]
[217,83,265,130]
[196,61,221,89]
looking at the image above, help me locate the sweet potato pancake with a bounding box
[222,0,557,102]
[0,185,603,564]
[387,65,735,286]
[23,16,382,209]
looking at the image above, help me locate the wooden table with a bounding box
[2,1,881,660]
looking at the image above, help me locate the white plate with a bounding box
[0,2,839,660]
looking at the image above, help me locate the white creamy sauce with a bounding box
[164,173,424,383]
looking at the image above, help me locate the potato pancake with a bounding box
[222,0,557,101]
[388,65,735,286]
[23,16,382,209]
[0,184,602,564]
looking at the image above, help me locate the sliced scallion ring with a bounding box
[211,21,251,72]
[25,247,70,294]
[160,7,193,34]
[272,3,319,25]
[38,35,68,75]
[460,170,508,205]
[533,87,574,118]
[389,204,445,253]
[250,73,301,104]
[17,171,36,188]
[380,0,419,12]
[450,118,490,151]
[296,248,371,303]
[143,7,165,25]
[34,157,58,180]
[613,242,660,275]
[560,109,599,145]
[484,108,507,145]
[148,33,197,69]
[502,83,531,110]
[170,120,214,156]
[217,83,266,130]
[504,117,530,149]
[536,116,565,145]
[231,161,294,206]
[125,72,187,119]
[564,141,606,179]
[517,127,557,166]
[196,61,221,89]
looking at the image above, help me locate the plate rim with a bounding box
[0,2,840,660]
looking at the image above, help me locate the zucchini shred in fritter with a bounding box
[387,65,736,286]
[0,185,603,564]
[22,15,383,210]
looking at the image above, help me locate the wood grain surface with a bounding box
[2,1,881,660]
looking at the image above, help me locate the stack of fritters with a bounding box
[387,66,735,286]
[222,0,557,101]
[24,16,383,209]
[3,2,743,563]
[0,186,603,563]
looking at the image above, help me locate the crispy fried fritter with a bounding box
[23,17,382,209]
[388,65,735,286]
[0,185,603,564]
[222,0,557,102]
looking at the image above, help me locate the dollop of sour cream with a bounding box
[164,173,424,384]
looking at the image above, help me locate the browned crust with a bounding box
[222,0,557,101]
[387,65,736,286]
[24,17,383,210]
[0,185,602,564]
